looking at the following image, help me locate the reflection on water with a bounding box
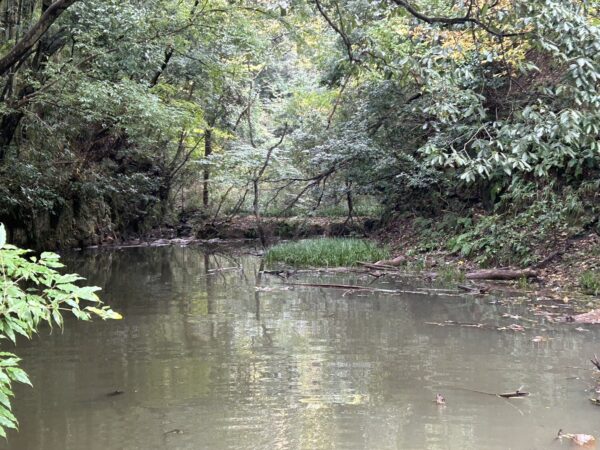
[1,246,599,450]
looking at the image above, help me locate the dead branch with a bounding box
[426,268,538,280]
[449,386,530,398]
[457,284,489,294]
[374,255,407,266]
[285,282,463,297]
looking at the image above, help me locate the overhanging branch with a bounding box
[314,0,355,62]
[0,0,80,77]
[390,0,528,38]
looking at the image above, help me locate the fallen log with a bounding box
[465,269,538,280]
[363,264,538,282]
[374,255,406,266]
[358,262,401,271]
[424,269,538,281]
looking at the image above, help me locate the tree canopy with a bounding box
[0,0,598,260]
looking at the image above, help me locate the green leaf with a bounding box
[51,310,63,328]
[2,328,15,345]
[0,359,20,368]
[0,390,12,409]
[6,368,31,387]
[0,405,18,430]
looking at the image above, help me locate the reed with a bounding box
[581,271,600,295]
[265,238,389,268]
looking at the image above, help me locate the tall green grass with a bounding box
[581,270,600,295]
[265,238,390,267]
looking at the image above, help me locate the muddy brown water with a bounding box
[1,246,599,450]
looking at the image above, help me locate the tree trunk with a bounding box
[202,128,212,208]
[0,0,79,76]
[0,0,69,162]
[149,47,173,87]
[345,179,354,223]
[0,110,23,159]
[253,178,267,247]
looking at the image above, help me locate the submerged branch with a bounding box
[284,282,463,297]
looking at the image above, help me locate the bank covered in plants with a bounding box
[0,0,598,291]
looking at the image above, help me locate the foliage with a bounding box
[581,271,600,296]
[1,0,599,261]
[443,181,594,266]
[265,238,389,267]
[0,224,120,436]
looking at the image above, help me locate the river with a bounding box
[0,245,598,449]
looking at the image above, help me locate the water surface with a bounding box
[1,246,599,449]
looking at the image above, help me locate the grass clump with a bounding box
[581,271,600,296]
[439,266,466,283]
[265,238,389,268]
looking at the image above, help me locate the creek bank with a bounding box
[33,208,598,311]
[372,215,600,301]
[70,215,378,251]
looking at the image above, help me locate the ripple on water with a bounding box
[1,247,600,450]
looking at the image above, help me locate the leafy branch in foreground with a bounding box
[0,224,121,437]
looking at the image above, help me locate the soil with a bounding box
[373,216,600,301]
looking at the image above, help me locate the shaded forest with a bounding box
[0,0,599,267]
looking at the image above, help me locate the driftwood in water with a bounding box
[497,389,529,398]
[285,282,405,294]
[457,284,490,294]
[591,354,600,371]
[284,282,463,297]
[106,390,124,397]
[452,386,529,398]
